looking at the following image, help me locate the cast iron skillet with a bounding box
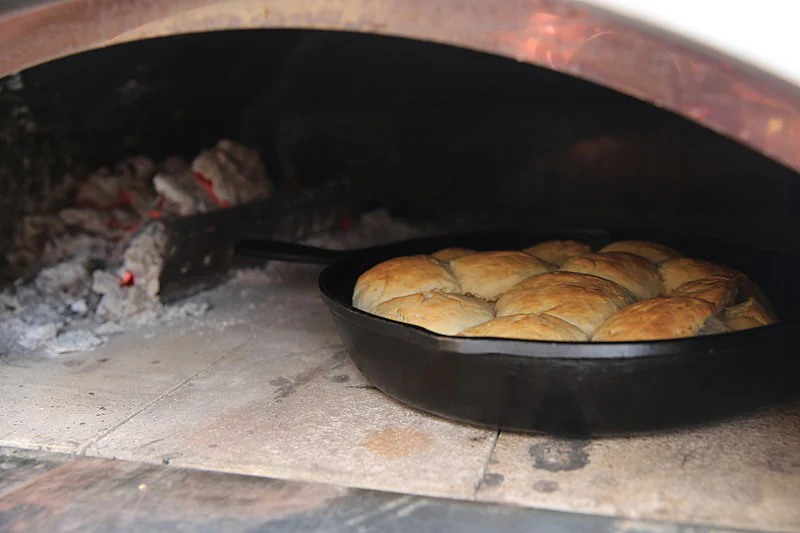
[235,230,800,436]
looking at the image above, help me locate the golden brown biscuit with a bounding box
[523,240,592,267]
[449,251,550,301]
[659,257,747,295]
[599,240,682,264]
[496,272,635,336]
[353,255,459,312]
[374,292,494,335]
[592,297,717,341]
[560,252,662,300]
[724,297,775,331]
[431,247,476,261]
[459,313,588,341]
[671,275,740,312]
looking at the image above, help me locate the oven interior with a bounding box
[4,29,800,253]
[1,29,799,531]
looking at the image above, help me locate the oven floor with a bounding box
[1,266,798,532]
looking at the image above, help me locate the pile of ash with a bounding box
[7,139,272,279]
[0,137,448,358]
[1,140,272,357]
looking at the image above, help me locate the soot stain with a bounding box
[529,439,590,472]
[269,351,347,401]
[329,374,350,383]
[767,455,800,474]
[533,480,559,493]
[269,377,293,400]
[481,472,504,487]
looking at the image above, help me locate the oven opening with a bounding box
[1,29,795,357]
[1,27,799,532]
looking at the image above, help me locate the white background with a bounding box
[581,0,798,86]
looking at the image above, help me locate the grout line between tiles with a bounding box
[77,338,251,456]
[471,428,500,500]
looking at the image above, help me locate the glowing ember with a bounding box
[193,171,231,208]
[119,270,135,287]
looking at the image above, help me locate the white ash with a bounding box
[192,139,272,205]
[0,234,210,357]
[40,233,112,269]
[92,298,210,336]
[75,159,155,215]
[233,208,445,285]
[0,266,211,356]
[164,300,210,319]
[69,299,88,315]
[0,140,281,358]
[19,322,62,350]
[34,258,92,301]
[154,144,273,217]
[122,222,168,298]
[153,170,216,216]
[92,270,159,320]
[6,140,273,281]
[0,139,277,358]
[1,139,447,359]
[46,330,104,354]
[91,268,209,328]
[0,296,65,353]
[1,204,435,357]
[304,209,441,249]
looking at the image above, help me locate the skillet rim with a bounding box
[316,231,790,360]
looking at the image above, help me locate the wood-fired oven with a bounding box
[0,2,798,531]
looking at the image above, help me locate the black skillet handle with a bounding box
[234,239,346,266]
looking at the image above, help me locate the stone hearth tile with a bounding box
[476,401,800,533]
[87,285,495,499]
[0,272,326,455]
[89,352,495,499]
[0,319,252,454]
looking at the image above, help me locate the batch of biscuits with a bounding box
[352,240,776,341]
